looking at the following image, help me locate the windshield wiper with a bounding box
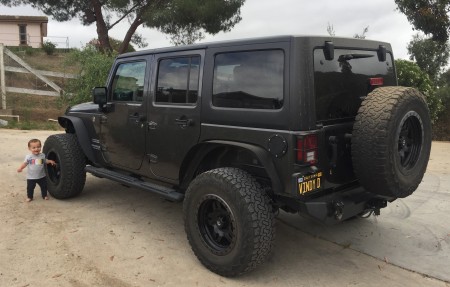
[338,54,374,62]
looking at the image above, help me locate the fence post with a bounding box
[0,43,6,110]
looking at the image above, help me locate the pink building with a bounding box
[0,15,48,48]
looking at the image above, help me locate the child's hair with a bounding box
[28,139,41,147]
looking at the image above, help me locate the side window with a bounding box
[156,56,200,104]
[111,61,147,102]
[212,50,284,109]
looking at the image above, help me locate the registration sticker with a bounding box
[298,172,323,195]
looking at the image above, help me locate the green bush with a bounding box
[42,41,57,55]
[62,46,116,105]
[24,46,34,56]
[395,59,443,122]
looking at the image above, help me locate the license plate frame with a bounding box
[297,172,323,195]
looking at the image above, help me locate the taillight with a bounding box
[369,77,384,86]
[296,134,318,165]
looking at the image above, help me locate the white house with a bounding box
[0,15,48,48]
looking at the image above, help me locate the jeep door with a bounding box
[99,56,150,170]
[147,51,204,181]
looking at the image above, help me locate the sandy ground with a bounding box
[0,129,449,287]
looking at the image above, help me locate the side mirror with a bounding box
[92,87,107,107]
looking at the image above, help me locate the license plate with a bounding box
[298,172,323,195]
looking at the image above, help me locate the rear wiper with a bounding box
[338,54,374,62]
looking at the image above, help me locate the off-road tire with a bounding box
[183,167,275,277]
[352,86,431,198]
[43,134,86,199]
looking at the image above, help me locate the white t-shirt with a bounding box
[24,153,47,179]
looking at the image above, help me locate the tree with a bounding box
[1,0,245,53]
[326,23,369,39]
[326,23,335,37]
[436,68,450,110]
[89,37,137,53]
[395,0,450,43]
[395,59,443,122]
[353,26,369,39]
[407,34,450,82]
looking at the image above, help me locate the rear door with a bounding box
[147,50,204,181]
[313,47,397,183]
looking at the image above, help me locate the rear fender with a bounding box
[180,140,283,194]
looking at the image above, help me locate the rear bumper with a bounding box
[276,183,392,224]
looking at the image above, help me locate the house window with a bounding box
[19,25,27,45]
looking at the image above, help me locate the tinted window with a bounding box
[156,56,200,104]
[111,61,146,102]
[213,50,284,109]
[314,49,396,123]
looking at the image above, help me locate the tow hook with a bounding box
[366,199,387,216]
[333,200,345,220]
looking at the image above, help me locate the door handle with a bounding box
[130,113,146,124]
[175,116,194,128]
[148,121,157,130]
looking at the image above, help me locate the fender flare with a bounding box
[180,140,283,194]
[58,116,97,164]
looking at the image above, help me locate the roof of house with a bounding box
[0,15,48,24]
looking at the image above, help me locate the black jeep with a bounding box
[44,36,432,276]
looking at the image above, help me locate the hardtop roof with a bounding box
[117,35,392,59]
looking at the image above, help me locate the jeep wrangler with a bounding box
[44,36,432,277]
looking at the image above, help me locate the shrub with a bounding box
[24,46,34,56]
[62,46,116,105]
[42,41,57,55]
[395,59,443,122]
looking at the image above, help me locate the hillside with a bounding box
[1,48,78,129]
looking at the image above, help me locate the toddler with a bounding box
[17,139,56,202]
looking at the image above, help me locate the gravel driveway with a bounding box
[1,129,448,287]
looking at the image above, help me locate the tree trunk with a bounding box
[118,17,144,54]
[90,0,112,53]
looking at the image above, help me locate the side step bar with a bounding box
[85,166,184,202]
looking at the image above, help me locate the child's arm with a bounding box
[46,159,56,166]
[17,162,27,173]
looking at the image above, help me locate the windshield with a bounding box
[314,48,396,123]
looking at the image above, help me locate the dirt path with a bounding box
[0,129,448,287]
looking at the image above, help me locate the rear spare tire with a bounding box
[352,86,431,198]
[43,134,86,199]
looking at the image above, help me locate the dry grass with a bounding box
[2,48,75,130]
[5,93,67,123]
[6,48,80,74]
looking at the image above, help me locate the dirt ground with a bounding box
[0,129,449,287]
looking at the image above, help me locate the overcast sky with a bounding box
[1,0,416,60]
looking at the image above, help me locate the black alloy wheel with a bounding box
[397,111,423,170]
[197,194,236,256]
